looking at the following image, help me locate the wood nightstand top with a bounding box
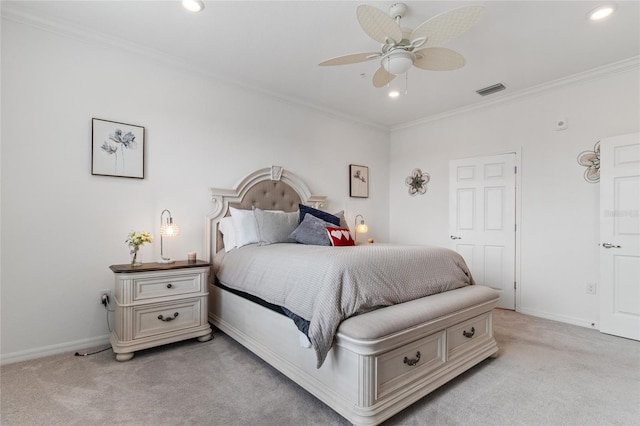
[109,260,210,273]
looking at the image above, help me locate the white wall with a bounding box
[389,64,640,328]
[0,19,390,362]
[2,11,638,365]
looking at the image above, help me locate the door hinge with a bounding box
[514,281,517,290]
[514,224,517,232]
[514,166,517,174]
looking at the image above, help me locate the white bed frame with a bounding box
[206,167,499,426]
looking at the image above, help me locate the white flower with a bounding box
[125,230,153,249]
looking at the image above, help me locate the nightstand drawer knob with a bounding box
[463,327,475,338]
[166,283,173,289]
[158,312,179,322]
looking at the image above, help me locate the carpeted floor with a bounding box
[1,309,639,425]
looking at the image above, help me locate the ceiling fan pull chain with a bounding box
[405,71,408,95]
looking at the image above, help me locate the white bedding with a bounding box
[214,243,475,367]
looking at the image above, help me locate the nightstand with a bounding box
[109,260,213,361]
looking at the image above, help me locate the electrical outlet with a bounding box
[98,289,112,305]
[586,283,597,295]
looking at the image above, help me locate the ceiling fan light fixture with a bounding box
[320,4,484,89]
[381,50,415,75]
[388,90,400,98]
[182,0,204,13]
[588,4,616,21]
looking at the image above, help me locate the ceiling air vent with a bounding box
[476,83,506,96]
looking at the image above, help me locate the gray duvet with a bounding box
[214,243,474,367]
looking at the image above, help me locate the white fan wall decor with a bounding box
[319,3,485,88]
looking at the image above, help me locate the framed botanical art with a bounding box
[349,164,369,198]
[92,118,145,179]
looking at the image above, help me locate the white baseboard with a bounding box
[0,334,111,365]
[1,308,599,365]
[517,307,599,330]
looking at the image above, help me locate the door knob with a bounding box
[601,243,621,249]
[450,235,462,240]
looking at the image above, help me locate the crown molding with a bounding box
[1,4,388,133]
[3,4,635,134]
[391,56,640,132]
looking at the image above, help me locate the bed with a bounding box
[205,166,499,426]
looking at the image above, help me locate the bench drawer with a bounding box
[375,330,446,400]
[447,312,492,359]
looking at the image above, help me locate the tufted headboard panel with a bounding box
[227,180,301,213]
[206,167,326,262]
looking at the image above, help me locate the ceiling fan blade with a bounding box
[372,66,396,88]
[319,52,381,66]
[410,5,485,48]
[413,47,466,71]
[357,4,403,45]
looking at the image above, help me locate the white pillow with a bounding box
[230,207,260,248]
[334,210,348,229]
[219,216,237,252]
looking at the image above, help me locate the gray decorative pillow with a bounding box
[254,208,299,245]
[289,214,333,246]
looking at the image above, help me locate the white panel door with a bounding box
[449,154,516,309]
[600,133,640,340]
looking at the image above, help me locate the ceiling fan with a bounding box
[319,3,485,88]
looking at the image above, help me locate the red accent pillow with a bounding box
[326,227,355,246]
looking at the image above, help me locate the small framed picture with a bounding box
[349,164,369,198]
[92,118,145,179]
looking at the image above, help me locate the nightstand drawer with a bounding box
[133,298,202,339]
[447,312,491,359]
[133,272,202,301]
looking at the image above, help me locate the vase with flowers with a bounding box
[125,230,153,267]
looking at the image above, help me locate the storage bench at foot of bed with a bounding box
[336,285,499,425]
[208,284,499,426]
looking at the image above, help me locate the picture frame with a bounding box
[349,164,369,198]
[92,118,145,179]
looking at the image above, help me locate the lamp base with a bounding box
[157,258,175,264]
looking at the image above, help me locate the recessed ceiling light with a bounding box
[588,4,616,21]
[182,0,205,13]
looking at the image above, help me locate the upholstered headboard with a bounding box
[205,166,326,262]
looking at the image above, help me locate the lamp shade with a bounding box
[160,223,180,237]
[356,222,369,234]
[354,214,369,234]
[158,209,180,264]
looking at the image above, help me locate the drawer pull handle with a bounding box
[166,283,173,289]
[463,327,475,338]
[403,351,421,366]
[158,312,179,322]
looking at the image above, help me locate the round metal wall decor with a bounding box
[577,141,600,183]
[405,168,430,196]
